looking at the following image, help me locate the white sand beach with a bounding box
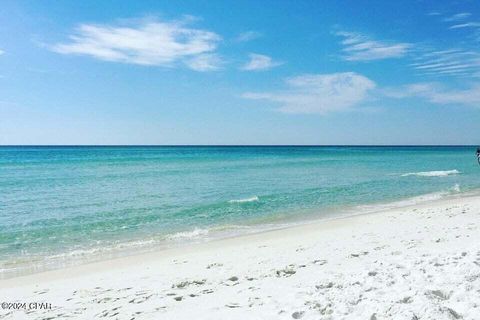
[1,194,480,320]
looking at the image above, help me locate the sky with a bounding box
[1,0,480,145]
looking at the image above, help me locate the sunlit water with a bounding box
[1,146,479,277]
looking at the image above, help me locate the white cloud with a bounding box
[235,31,262,42]
[0,49,4,55]
[410,48,480,77]
[441,12,480,31]
[242,72,376,114]
[449,22,480,29]
[335,31,410,61]
[335,25,480,79]
[52,17,222,71]
[241,53,282,71]
[443,12,471,22]
[185,53,222,71]
[385,82,480,107]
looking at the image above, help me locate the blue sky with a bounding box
[1,0,480,145]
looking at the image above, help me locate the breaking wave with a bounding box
[166,228,209,241]
[401,169,460,177]
[228,196,259,203]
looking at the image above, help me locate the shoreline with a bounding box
[1,188,474,281]
[0,192,477,279]
[1,188,478,282]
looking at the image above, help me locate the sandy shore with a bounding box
[1,194,480,319]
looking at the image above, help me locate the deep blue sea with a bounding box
[1,146,479,277]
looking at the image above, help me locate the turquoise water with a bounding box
[1,146,479,277]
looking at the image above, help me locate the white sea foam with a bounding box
[166,228,209,241]
[452,183,461,192]
[356,183,462,213]
[228,196,259,203]
[48,238,159,260]
[401,169,460,177]
[356,192,446,213]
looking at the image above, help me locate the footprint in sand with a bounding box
[201,289,214,294]
[350,251,369,258]
[445,307,462,319]
[315,281,334,289]
[222,276,240,286]
[426,289,450,300]
[206,263,223,269]
[398,296,413,304]
[172,279,206,289]
[276,267,296,277]
[225,303,241,308]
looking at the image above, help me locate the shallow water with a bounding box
[1,146,479,277]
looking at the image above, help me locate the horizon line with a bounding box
[0,144,478,147]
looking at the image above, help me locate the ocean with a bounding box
[1,146,479,277]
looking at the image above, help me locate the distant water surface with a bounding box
[1,146,479,277]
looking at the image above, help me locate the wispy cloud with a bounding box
[0,49,4,55]
[443,12,471,22]
[335,25,479,78]
[385,82,480,107]
[335,31,410,61]
[438,11,479,29]
[235,31,262,42]
[184,53,222,71]
[449,22,480,29]
[243,72,376,114]
[52,16,222,71]
[433,10,480,43]
[241,53,282,71]
[410,48,480,77]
